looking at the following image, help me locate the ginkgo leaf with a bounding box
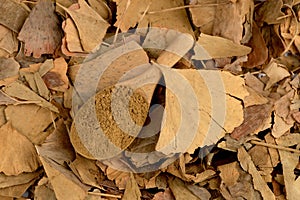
[18,0,62,58]
[193,34,251,60]
[0,122,41,176]
[60,0,109,52]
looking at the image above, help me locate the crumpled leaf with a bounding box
[18,0,63,58]
[263,59,290,90]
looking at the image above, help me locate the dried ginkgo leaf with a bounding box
[156,67,248,155]
[238,147,276,199]
[2,81,59,112]
[263,60,290,90]
[42,57,69,92]
[0,57,20,86]
[193,34,251,60]
[0,0,29,33]
[62,18,84,54]
[5,104,57,144]
[0,25,18,56]
[60,0,109,52]
[122,173,141,200]
[18,0,63,58]
[114,0,194,35]
[0,122,41,176]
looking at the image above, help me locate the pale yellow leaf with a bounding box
[193,33,251,60]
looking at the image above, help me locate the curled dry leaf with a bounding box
[263,60,290,90]
[62,18,84,54]
[0,122,41,176]
[18,0,63,58]
[243,22,268,68]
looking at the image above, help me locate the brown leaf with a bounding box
[43,57,69,92]
[0,170,42,189]
[69,155,104,188]
[34,177,56,200]
[39,156,90,200]
[87,0,112,21]
[62,18,84,54]
[0,57,20,86]
[276,134,300,200]
[152,188,175,200]
[18,0,62,58]
[35,119,75,165]
[190,0,252,43]
[168,177,200,200]
[0,25,18,56]
[243,22,268,68]
[255,0,284,25]
[263,59,290,90]
[231,103,273,140]
[0,177,37,198]
[0,0,29,33]
[0,122,41,176]
[248,145,273,182]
